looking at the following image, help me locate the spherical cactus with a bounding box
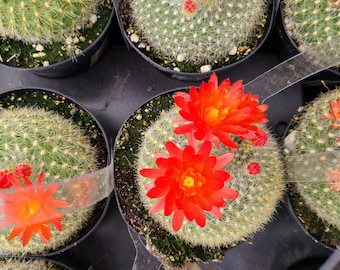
[0,0,103,44]
[119,0,273,73]
[284,87,340,249]
[0,257,66,269]
[282,0,340,70]
[114,74,285,268]
[0,90,108,255]
[0,0,112,68]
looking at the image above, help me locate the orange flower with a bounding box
[0,169,70,246]
[140,135,238,231]
[322,98,340,129]
[325,168,340,192]
[174,73,268,149]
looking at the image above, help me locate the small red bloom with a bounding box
[140,135,238,231]
[0,169,70,246]
[0,170,14,189]
[183,0,197,18]
[247,162,261,175]
[322,98,340,129]
[174,73,268,150]
[15,163,32,178]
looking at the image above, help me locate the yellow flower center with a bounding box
[28,199,42,215]
[178,167,206,196]
[204,106,229,125]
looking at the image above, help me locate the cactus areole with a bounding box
[114,74,285,268]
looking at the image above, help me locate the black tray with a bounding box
[0,14,338,270]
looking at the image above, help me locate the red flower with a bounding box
[0,170,70,246]
[183,0,197,18]
[140,135,238,231]
[15,163,32,179]
[247,162,261,175]
[174,73,268,149]
[322,98,340,129]
[0,170,13,189]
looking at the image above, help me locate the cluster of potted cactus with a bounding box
[114,73,285,268]
[116,0,276,76]
[0,89,111,257]
[0,0,113,71]
[284,87,340,249]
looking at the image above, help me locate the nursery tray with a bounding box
[0,16,339,270]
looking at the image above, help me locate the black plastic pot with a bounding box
[0,88,112,256]
[0,2,115,79]
[114,0,280,81]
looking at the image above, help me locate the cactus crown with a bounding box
[121,0,272,72]
[0,90,106,255]
[284,87,340,248]
[115,74,285,268]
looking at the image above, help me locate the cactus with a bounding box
[119,0,273,73]
[282,0,340,70]
[284,87,340,248]
[0,257,64,269]
[0,90,107,255]
[115,76,285,268]
[0,0,112,68]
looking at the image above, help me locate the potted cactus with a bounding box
[0,0,113,77]
[284,86,340,249]
[114,73,286,268]
[0,88,112,255]
[279,0,340,74]
[115,0,278,79]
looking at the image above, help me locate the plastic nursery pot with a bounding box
[0,88,112,256]
[114,0,279,81]
[0,255,72,270]
[283,87,340,251]
[277,1,340,76]
[114,84,286,269]
[0,0,114,78]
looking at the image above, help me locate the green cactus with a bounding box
[0,90,108,255]
[0,0,112,68]
[282,0,340,70]
[284,87,340,248]
[114,92,285,268]
[119,0,273,73]
[0,257,64,269]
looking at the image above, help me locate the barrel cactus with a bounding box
[0,90,109,255]
[114,74,285,268]
[281,0,340,71]
[284,87,340,249]
[117,0,274,73]
[0,257,66,269]
[0,0,112,68]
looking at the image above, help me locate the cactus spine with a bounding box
[122,0,271,72]
[284,88,340,248]
[0,95,101,254]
